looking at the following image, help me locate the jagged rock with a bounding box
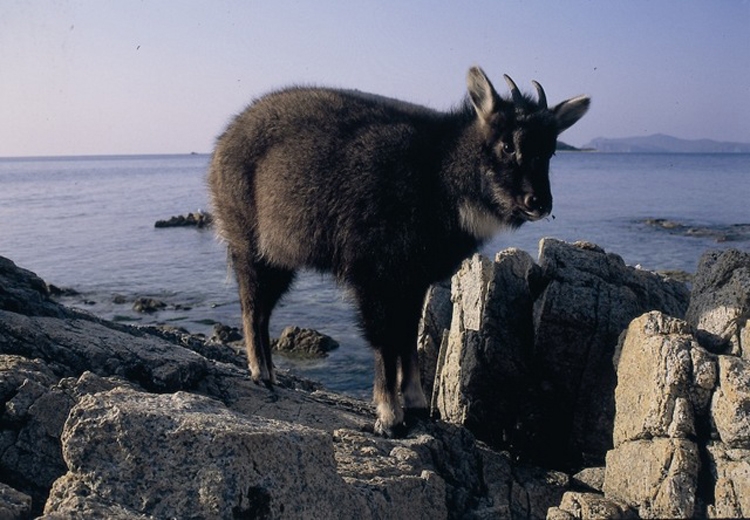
[3,254,563,518]
[612,311,717,444]
[210,323,243,343]
[547,491,636,520]
[571,467,605,492]
[417,280,452,402]
[602,312,714,518]
[0,482,32,520]
[532,238,690,467]
[432,249,537,450]
[431,240,691,468]
[706,443,750,518]
[45,388,357,519]
[272,326,339,358]
[132,297,167,313]
[7,242,750,518]
[687,249,750,358]
[510,465,569,520]
[604,438,699,519]
[712,355,750,447]
[0,256,67,318]
[154,211,213,228]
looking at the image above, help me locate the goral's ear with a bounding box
[467,66,499,123]
[553,95,590,134]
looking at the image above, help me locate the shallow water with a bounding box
[1,152,748,397]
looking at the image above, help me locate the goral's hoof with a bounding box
[374,418,408,438]
[249,374,276,391]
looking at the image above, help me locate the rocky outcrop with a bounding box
[424,244,750,518]
[686,248,750,359]
[426,239,690,468]
[154,211,213,229]
[2,245,749,519]
[0,254,567,519]
[272,326,340,358]
[642,218,750,244]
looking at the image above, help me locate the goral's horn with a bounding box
[503,74,524,107]
[532,80,547,109]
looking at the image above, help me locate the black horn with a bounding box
[532,80,547,109]
[503,74,524,106]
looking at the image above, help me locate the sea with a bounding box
[1,153,748,398]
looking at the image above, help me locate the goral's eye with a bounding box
[501,142,515,157]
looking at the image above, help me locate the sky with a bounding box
[1,0,749,157]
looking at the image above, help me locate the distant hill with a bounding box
[584,133,750,153]
[556,141,582,151]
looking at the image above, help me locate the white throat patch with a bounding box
[458,201,505,240]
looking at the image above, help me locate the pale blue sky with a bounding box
[1,1,748,156]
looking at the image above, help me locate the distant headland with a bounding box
[577,133,750,153]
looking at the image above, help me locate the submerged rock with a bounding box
[272,326,340,358]
[132,297,167,313]
[154,211,213,228]
[642,218,750,243]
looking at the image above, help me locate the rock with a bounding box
[0,482,32,520]
[612,311,716,445]
[154,211,213,228]
[686,249,750,358]
[571,467,606,492]
[417,279,452,402]
[4,254,555,518]
[431,240,691,468]
[0,256,67,318]
[532,238,690,467]
[712,355,750,447]
[46,284,80,297]
[547,491,636,520]
[432,249,538,451]
[603,438,700,519]
[45,388,356,519]
[510,465,569,520]
[132,297,167,313]
[6,242,750,518]
[210,323,243,343]
[602,311,716,518]
[642,218,750,243]
[706,442,750,518]
[272,326,339,358]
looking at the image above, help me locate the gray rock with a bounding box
[272,325,339,358]
[603,438,699,519]
[612,311,716,445]
[210,322,243,343]
[686,249,750,358]
[706,442,750,519]
[571,467,606,493]
[511,465,569,520]
[532,238,690,466]
[417,279,452,402]
[547,491,636,520]
[2,254,570,518]
[432,249,537,450]
[0,256,66,318]
[45,388,357,519]
[0,482,32,520]
[712,355,750,447]
[132,297,167,313]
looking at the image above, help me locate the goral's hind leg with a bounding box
[232,252,294,386]
[400,341,429,424]
[353,281,428,437]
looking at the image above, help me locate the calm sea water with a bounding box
[1,153,748,397]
